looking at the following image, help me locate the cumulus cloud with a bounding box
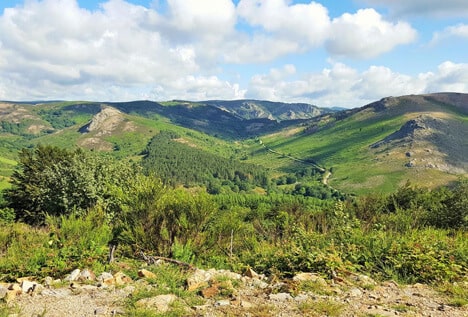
[425,61,468,93]
[430,23,468,45]
[326,9,417,58]
[237,0,330,48]
[0,0,464,104]
[246,61,468,108]
[361,0,468,17]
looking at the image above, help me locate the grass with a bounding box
[297,299,344,316]
[438,282,468,307]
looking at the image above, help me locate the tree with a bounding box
[5,145,136,225]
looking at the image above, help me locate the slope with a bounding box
[245,93,468,194]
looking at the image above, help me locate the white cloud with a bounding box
[237,0,330,48]
[246,61,468,108]
[166,0,236,33]
[326,9,417,58]
[361,0,468,17]
[430,23,468,45]
[425,61,468,93]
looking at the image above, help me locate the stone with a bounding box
[348,287,363,298]
[43,276,53,287]
[8,283,21,292]
[250,278,269,289]
[135,294,177,313]
[214,299,231,306]
[244,267,259,279]
[294,294,309,302]
[293,273,328,287]
[16,276,34,283]
[64,269,81,282]
[201,283,220,298]
[240,300,254,308]
[114,272,132,285]
[216,270,242,280]
[97,272,115,287]
[138,269,156,279]
[187,269,212,291]
[5,289,20,303]
[94,307,108,316]
[269,293,293,301]
[0,285,7,299]
[78,269,96,282]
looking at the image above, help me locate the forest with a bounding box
[0,143,466,288]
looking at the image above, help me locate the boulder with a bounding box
[187,269,212,291]
[64,269,81,282]
[138,269,156,279]
[269,292,293,301]
[0,285,7,300]
[78,269,96,282]
[114,272,132,285]
[135,294,177,313]
[292,273,327,287]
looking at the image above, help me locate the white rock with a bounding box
[78,269,96,281]
[269,293,293,301]
[20,280,37,294]
[135,294,177,313]
[64,269,81,282]
[250,278,269,289]
[348,287,363,297]
[0,285,7,299]
[214,299,231,306]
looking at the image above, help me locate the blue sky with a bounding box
[0,0,467,108]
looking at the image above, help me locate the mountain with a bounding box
[0,93,466,193]
[245,93,467,194]
[199,99,327,120]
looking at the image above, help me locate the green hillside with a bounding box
[244,93,468,194]
[0,93,466,195]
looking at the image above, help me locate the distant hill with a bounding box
[245,93,467,193]
[0,93,466,193]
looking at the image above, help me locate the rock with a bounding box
[294,294,309,302]
[240,300,254,308]
[244,267,259,279]
[138,269,156,279]
[135,294,177,313]
[249,278,269,289]
[64,269,81,282]
[114,272,132,285]
[97,272,115,287]
[78,269,96,282]
[269,292,293,301]
[216,270,242,280]
[8,283,21,292]
[352,274,376,286]
[94,307,108,316]
[201,284,219,298]
[16,276,34,283]
[293,273,328,287]
[347,287,363,298]
[0,285,7,299]
[214,299,231,306]
[192,304,210,311]
[5,289,20,303]
[43,276,53,287]
[187,269,212,291]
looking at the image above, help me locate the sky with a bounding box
[0,0,467,108]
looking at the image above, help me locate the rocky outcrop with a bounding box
[4,266,467,317]
[79,106,135,136]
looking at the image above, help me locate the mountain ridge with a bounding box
[0,92,466,193]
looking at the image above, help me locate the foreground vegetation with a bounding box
[0,145,466,287]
